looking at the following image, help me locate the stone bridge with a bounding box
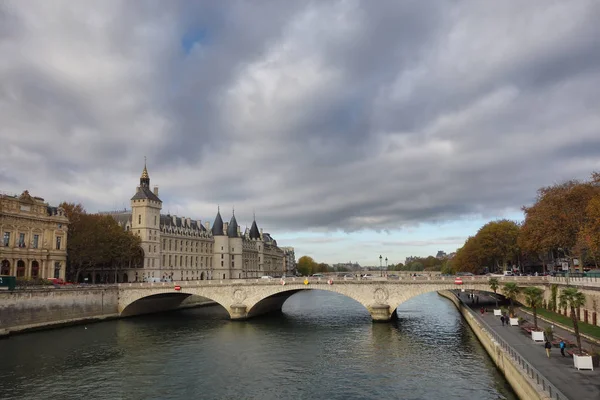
[118,276,553,322]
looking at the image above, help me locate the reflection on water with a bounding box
[0,291,515,400]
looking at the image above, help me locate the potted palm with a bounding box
[523,287,545,341]
[489,278,502,316]
[559,287,592,370]
[502,282,521,326]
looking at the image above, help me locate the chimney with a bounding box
[186,217,191,227]
[204,221,210,230]
[237,226,241,235]
[136,186,141,193]
[197,220,202,229]
[260,228,263,235]
[153,186,159,196]
[224,222,229,233]
[172,215,177,225]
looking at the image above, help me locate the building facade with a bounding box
[281,247,296,275]
[107,164,285,282]
[0,190,68,279]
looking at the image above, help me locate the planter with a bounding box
[531,330,544,342]
[494,309,502,316]
[509,318,519,326]
[573,354,594,371]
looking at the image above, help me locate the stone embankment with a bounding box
[438,290,558,400]
[0,286,215,336]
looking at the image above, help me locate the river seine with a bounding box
[1,291,516,400]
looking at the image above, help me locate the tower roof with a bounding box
[131,160,161,202]
[212,209,224,236]
[227,213,239,238]
[249,219,260,239]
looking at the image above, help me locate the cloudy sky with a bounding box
[1,1,600,266]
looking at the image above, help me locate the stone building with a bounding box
[0,190,68,279]
[281,247,296,275]
[106,164,285,282]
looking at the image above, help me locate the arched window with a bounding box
[31,261,40,278]
[16,260,25,277]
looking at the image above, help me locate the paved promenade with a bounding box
[462,293,600,400]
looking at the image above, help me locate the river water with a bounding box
[1,291,515,400]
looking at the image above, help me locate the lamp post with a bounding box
[379,255,382,276]
[385,257,388,277]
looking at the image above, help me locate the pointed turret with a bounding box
[140,158,150,188]
[227,212,239,238]
[249,218,260,240]
[212,208,224,236]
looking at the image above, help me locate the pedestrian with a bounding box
[500,315,505,326]
[559,340,566,357]
[545,340,552,358]
[480,307,485,315]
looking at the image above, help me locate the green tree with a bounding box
[559,287,587,353]
[502,282,521,318]
[523,287,544,330]
[488,278,499,308]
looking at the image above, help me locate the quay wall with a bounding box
[0,288,215,335]
[438,290,551,400]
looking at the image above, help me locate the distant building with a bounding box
[332,262,361,271]
[281,247,296,275]
[0,190,68,279]
[436,250,447,260]
[104,163,285,282]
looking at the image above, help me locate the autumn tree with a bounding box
[297,256,318,276]
[61,202,142,282]
[520,178,600,271]
[453,236,482,273]
[476,220,520,272]
[580,195,600,266]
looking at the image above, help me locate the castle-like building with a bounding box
[108,164,286,283]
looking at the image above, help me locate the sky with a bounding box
[1,1,600,266]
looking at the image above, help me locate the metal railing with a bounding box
[457,295,569,400]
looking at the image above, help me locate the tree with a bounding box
[559,287,587,353]
[476,220,520,272]
[488,278,499,308]
[297,256,317,276]
[502,282,521,318]
[523,287,544,330]
[520,179,600,272]
[549,284,558,312]
[453,236,482,273]
[580,195,600,263]
[60,202,142,283]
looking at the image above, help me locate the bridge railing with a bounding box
[117,275,553,288]
[457,294,569,400]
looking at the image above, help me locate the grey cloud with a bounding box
[1,0,600,237]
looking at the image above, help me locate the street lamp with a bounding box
[385,257,388,277]
[379,255,382,276]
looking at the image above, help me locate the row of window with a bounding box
[2,232,62,250]
[162,238,213,253]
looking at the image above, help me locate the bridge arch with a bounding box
[118,278,552,322]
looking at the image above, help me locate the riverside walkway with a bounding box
[464,293,600,400]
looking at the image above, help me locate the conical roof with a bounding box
[249,219,260,239]
[212,210,224,236]
[227,214,239,238]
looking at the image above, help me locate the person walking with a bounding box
[500,315,505,326]
[559,340,566,357]
[545,340,552,358]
